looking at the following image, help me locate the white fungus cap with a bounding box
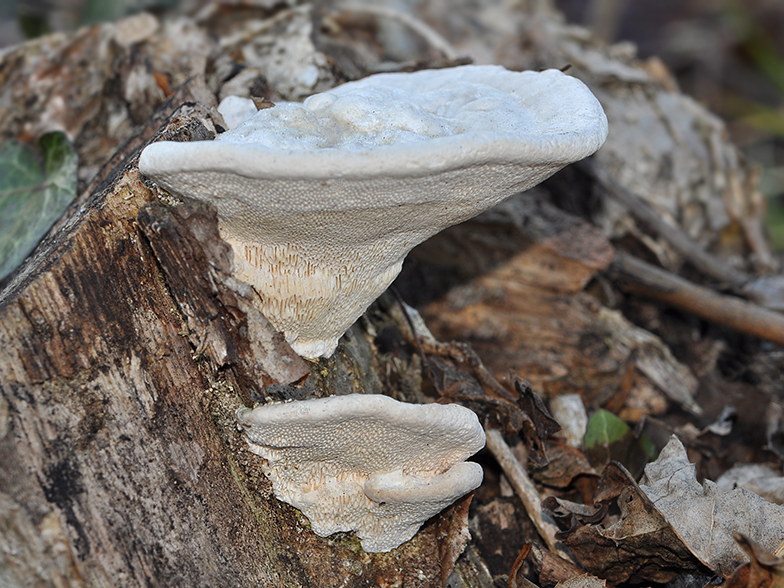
[217,95,259,130]
[236,394,486,552]
[140,65,609,358]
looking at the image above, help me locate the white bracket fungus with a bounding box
[140,65,608,358]
[217,95,259,130]
[236,394,486,552]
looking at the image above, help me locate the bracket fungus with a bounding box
[140,65,608,358]
[236,394,486,552]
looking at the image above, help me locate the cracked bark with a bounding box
[0,105,472,588]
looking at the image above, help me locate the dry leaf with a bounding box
[640,436,784,577]
[517,379,562,466]
[724,534,784,588]
[532,442,598,489]
[561,461,701,584]
[527,542,586,588]
[434,493,474,586]
[717,464,784,505]
[541,495,606,539]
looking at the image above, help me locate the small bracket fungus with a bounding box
[140,65,608,358]
[236,394,486,552]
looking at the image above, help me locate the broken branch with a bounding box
[609,252,784,346]
[582,160,750,290]
[485,429,563,556]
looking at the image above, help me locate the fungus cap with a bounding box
[140,65,608,358]
[236,393,486,552]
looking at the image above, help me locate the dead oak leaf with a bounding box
[641,436,784,577]
[724,533,784,588]
[562,461,700,584]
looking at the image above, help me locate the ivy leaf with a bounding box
[584,409,629,448]
[584,409,655,477]
[0,132,78,282]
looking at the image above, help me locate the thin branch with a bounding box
[335,4,461,61]
[609,251,784,346]
[581,160,750,290]
[485,429,564,556]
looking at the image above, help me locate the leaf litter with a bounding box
[549,436,784,585]
[640,436,784,577]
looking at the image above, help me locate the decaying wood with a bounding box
[0,106,472,587]
[401,193,700,415]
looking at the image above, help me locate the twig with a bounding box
[509,544,532,588]
[419,339,518,403]
[335,4,461,61]
[581,160,750,290]
[485,429,563,556]
[216,7,299,48]
[609,251,784,346]
[389,286,434,384]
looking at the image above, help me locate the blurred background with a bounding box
[2,0,783,250]
[558,0,784,251]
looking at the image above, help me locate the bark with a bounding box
[0,106,470,587]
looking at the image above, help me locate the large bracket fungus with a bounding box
[140,65,608,358]
[236,394,486,552]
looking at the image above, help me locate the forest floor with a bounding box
[1,1,784,587]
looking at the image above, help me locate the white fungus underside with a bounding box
[236,394,486,552]
[139,65,609,358]
[220,160,557,357]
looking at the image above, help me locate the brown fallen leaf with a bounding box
[527,542,587,588]
[512,542,606,588]
[717,464,784,505]
[532,441,599,491]
[724,533,784,588]
[517,379,562,467]
[541,496,606,539]
[434,493,474,586]
[561,461,702,584]
[641,437,784,577]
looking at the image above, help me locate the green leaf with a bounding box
[584,409,629,449]
[41,132,79,208]
[0,132,78,282]
[584,409,657,478]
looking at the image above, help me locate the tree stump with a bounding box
[0,105,473,587]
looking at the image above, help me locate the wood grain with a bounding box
[0,106,460,588]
